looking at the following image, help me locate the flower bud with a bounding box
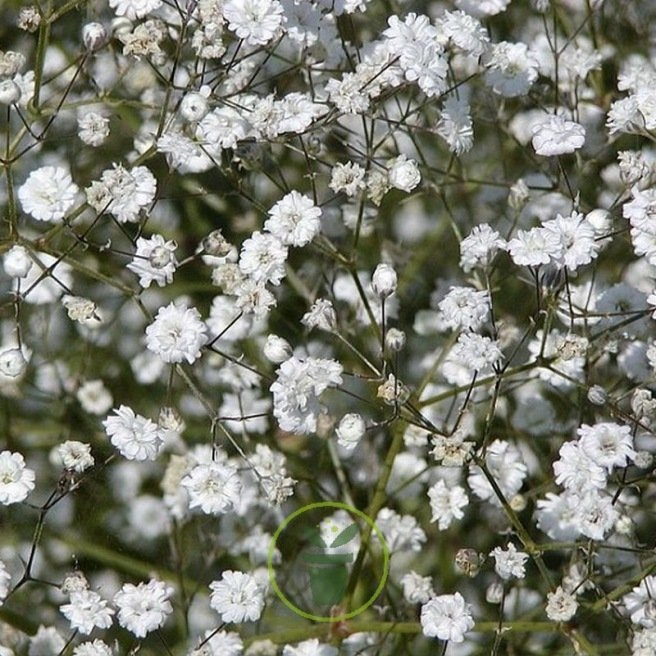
[82,22,108,51]
[149,244,176,269]
[371,263,397,298]
[508,178,530,211]
[455,548,485,577]
[388,155,421,192]
[201,230,232,257]
[159,406,184,432]
[486,581,504,604]
[0,80,21,105]
[18,6,41,32]
[633,451,653,469]
[585,209,611,236]
[263,334,292,363]
[3,245,32,278]
[336,413,366,450]
[385,328,406,352]
[0,348,28,378]
[180,91,209,122]
[587,384,607,406]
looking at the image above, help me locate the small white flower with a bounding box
[181,462,242,515]
[0,450,35,505]
[532,115,586,156]
[263,334,293,363]
[420,592,475,642]
[388,155,421,192]
[77,379,113,416]
[336,413,366,450]
[57,441,94,473]
[114,578,173,638]
[489,542,529,580]
[103,405,163,461]
[427,479,469,529]
[3,244,33,278]
[400,571,434,604]
[223,0,283,46]
[264,191,322,247]
[282,639,338,656]
[0,347,28,379]
[145,302,207,364]
[127,234,178,288]
[546,586,578,622]
[60,589,114,635]
[78,112,110,147]
[18,166,79,223]
[371,263,398,298]
[72,640,113,656]
[209,570,265,623]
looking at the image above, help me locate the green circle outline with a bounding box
[267,501,390,623]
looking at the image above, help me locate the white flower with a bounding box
[0,347,27,379]
[624,576,656,628]
[103,405,163,461]
[400,571,434,604]
[459,224,506,272]
[77,379,113,416]
[192,630,243,656]
[438,286,490,332]
[223,0,283,46]
[78,112,110,147]
[336,413,366,450]
[114,579,173,638]
[388,155,421,192]
[485,41,538,97]
[3,244,32,278]
[127,234,178,288]
[420,592,475,642]
[489,543,529,580]
[57,441,94,473]
[264,191,322,247]
[86,164,156,223]
[541,211,599,271]
[209,570,265,623]
[468,439,527,505]
[72,640,113,656]
[181,462,242,515]
[145,302,207,364]
[29,625,66,655]
[329,162,366,197]
[577,422,635,471]
[60,589,114,635]
[532,115,586,156]
[507,227,560,267]
[239,232,288,286]
[546,586,578,622]
[553,442,606,491]
[109,0,162,20]
[18,166,79,222]
[371,263,398,298]
[0,450,35,505]
[375,508,426,552]
[427,479,469,530]
[301,298,337,331]
[270,356,343,434]
[263,334,292,363]
[437,96,474,155]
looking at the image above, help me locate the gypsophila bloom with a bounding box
[532,115,586,156]
[3,244,32,278]
[29,625,66,655]
[400,571,434,604]
[270,356,343,434]
[127,234,178,288]
[546,587,578,622]
[18,166,79,222]
[485,41,538,97]
[490,543,529,580]
[58,441,94,473]
[60,589,114,635]
[302,298,337,331]
[0,79,21,105]
[114,579,173,638]
[145,301,207,364]
[427,480,469,530]
[72,641,113,656]
[623,576,656,628]
[223,0,283,46]
[437,96,474,155]
[239,232,288,286]
[109,0,161,20]
[77,379,113,415]
[577,422,635,471]
[0,347,28,379]
[336,413,366,450]
[103,405,163,461]
[329,162,366,197]
[263,334,292,363]
[371,263,398,298]
[181,461,242,515]
[264,191,322,247]
[468,439,527,505]
[62,295,98,324]
[209,570,265,623]
[420,592,475,642]
[86,164,156,223]
[388,155,421,192]
[78,112,110,147]
[438,286,490,332]
[459,224,506,272]
[0,450,35,505]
